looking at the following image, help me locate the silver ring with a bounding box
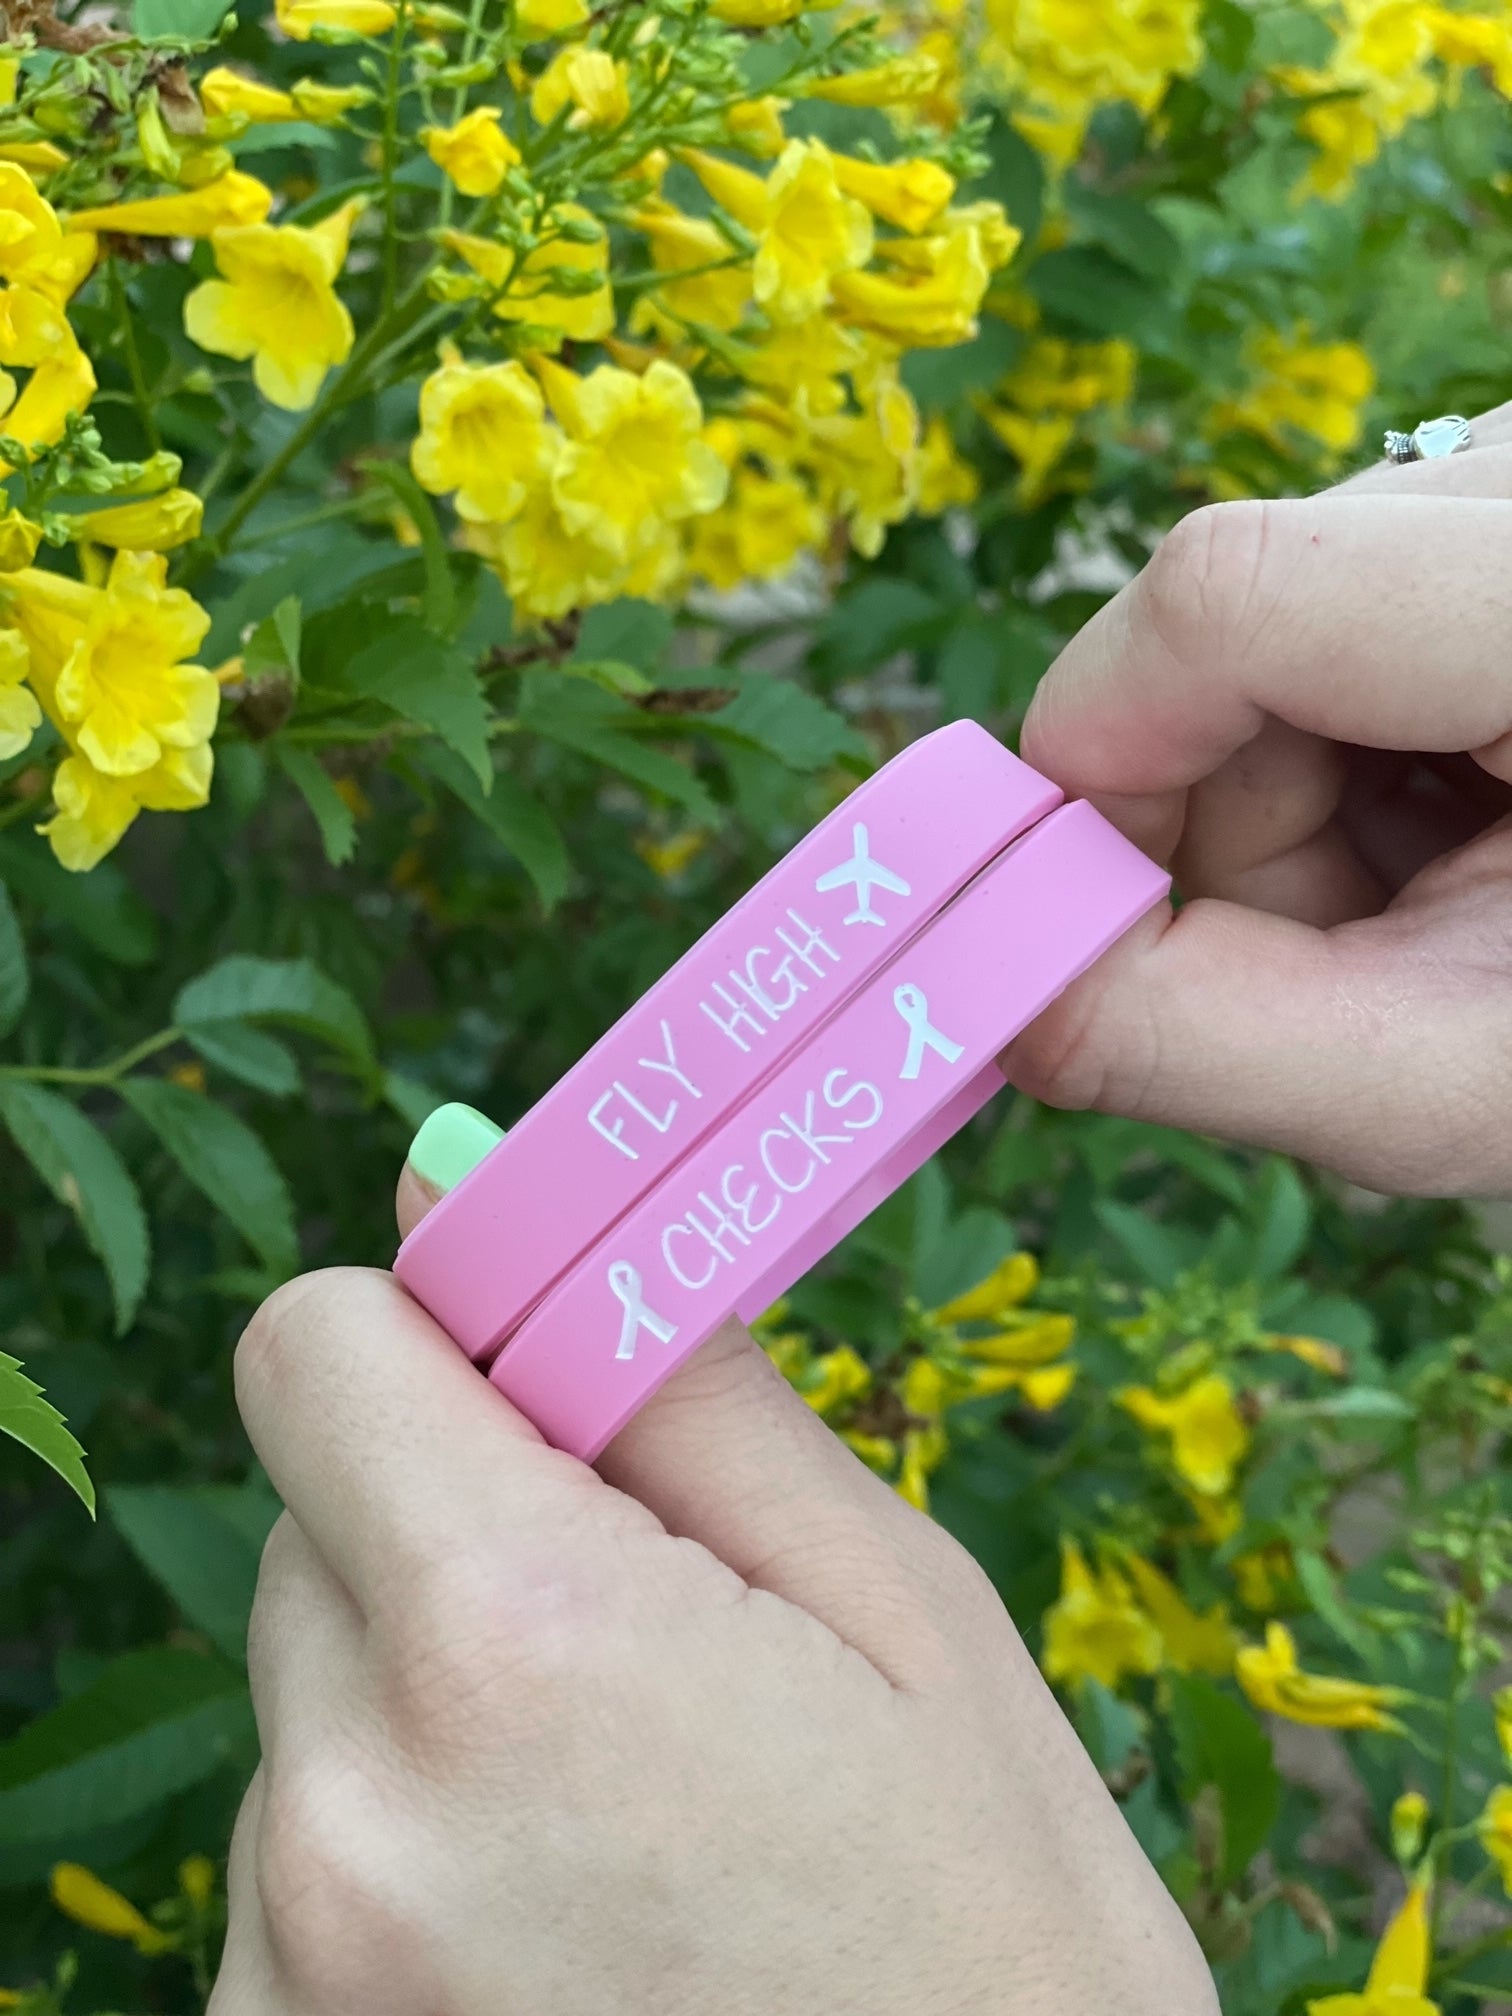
[1383,414,1472,463]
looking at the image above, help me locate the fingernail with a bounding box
[408,1103,505,1194]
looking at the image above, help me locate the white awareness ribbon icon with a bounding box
[608,1261,679,1363]
[893,982,965,1082]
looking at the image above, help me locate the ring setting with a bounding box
[1383,414,1473,463]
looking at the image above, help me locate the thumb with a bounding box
[397,1107,982,1686]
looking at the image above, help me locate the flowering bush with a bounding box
[0,0,1509,2011]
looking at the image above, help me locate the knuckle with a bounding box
[255,1752,404,2000]
[1140,499,1278,669]
[234,1266,399,1423]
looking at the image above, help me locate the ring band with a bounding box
[1384,414,1472,464]
[486,802,1169,1463]
[395,721,1061,1361]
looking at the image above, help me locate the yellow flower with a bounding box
[422,107,521,196]
[447,207,614,342]
[831,154,955,234]
[796,1343,871,1414]
[66,489,204,552]
[1477,1785,1512,1895]
[0,628,39,758]
[959,1358,1078,1410]
[67,168,271,238]
[1268,1333,1350,1377]
[1002,332,1136,415]
[200,67,302,124]
[686,466,824,589]
[1120,1374,1250,1497]
[3,550,215,786]
[1120,1551,1238,1676]
[629,202,752,331]
[984,406,1078,506]
[1237,1622,1403,1733]
[684,140,873,324]
[0,164,95,309]
[896,1420,948,1511]
[636,829,707,879]
[548,359,728,565]
[984,0,1203,163]
[1231,1540,1293,1613]
[466,480,628,623]
[1042,1539,1163,1692]
[1212,330,1376,458]
[954,1316,1075,1367]
[178,1855,216,1910]
[1495,1686,1512,1768]
[275,0,398,35]
[515,0,589,33]
[916,415,979,514]
[531,47,632,129]
[811,359,919,557]
[1293,96,1383,202]
[804,53,944,107]
[1426,7,1512,90]
[411,349,553,524]
[1390,1790,1430,1865]
[0,139,68,177]
[293,80,376,121]
[184,198,362,411]
[834,218,993,348]
[0,334,96,468]
[739,314,864,416]
[932,1252,1039,1324]
[713,0,802,23]
[50,1863,172,1955]
[1307,1880,1438,2016]
[0,511,40,571]
[725,96,787,156]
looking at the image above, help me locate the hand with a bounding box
[1005,400,1512,1197]
[209,1171,1218,2016]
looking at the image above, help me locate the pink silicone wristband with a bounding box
[488,801,1170,1462]
[394,722,1060,1360]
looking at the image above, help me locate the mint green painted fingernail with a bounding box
[408,1103,505,1193]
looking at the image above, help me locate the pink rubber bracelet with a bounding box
[487,801,1170,1462]
[394,722,1060,1360]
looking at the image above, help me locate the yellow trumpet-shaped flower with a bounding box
[684,140,872,324]
[0,511,40,571]
[422,107,521,196]
[1307,1880,1438,2016]
[0,163,95,308]
[1390,1790,1430,1865]
[725,95,787,156]
[202,68,372,127]
[516,0,589,32]
[1120,1551,1238,1677]
[896,1421,948,1511]
[2,550,215,784]
[531,47,632,130]
[916,415,980,514]
[1477,1785,1512,1896]
[42,743,214,871]
[835,212,1013,348]
[1119,1373,1250,1497]
[810,359,919,558]
[548,359,729,565]
[796,1343,871,1414]
[466,479,628,624]
[1042,1539,1163,1692]
[67,489,204,552]
[50,1863,172,1955]
[0,335,96,469]
[930,1251,1039,1324]
[184,198,362,411]
[685,466,825,590]
[0,628,39,758]
[630,202,752,332]
[446,208,614,343]
[954,1316,1075,1368]
[411,350,553,525]
[804,54,944,107]
[714,0,802,20]
[275,0,398,35]
[1237,1622,1404,1733]
[831,153,955,233]
[67,168,271,238]
[1211,330,1376,459]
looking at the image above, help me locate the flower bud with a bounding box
[1390,1791,1430,1865]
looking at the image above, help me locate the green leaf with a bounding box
[277,745,357,867]
[1292,1549,1377,1661]
[185,1022,301,1099]
[711,678,868,773]
[0,1353,93,1515]
[979,112,1045,247]
[244,594,302,683]
[820,579,943,671]
[1093,1198,1190,1288]
[347,619,492,791]
[576,598,674,674]
[0,880,27,1038]
[1030,247,1160,338]
[0,1647,252,1842]
[1074,1678,1143,1775]
[1250,1158,1312,1281]
[1064,186,1182,280]
[362,464,459,638]
[1167,1675,1281,1888]
[108,1483,279,1663]
[418,742,571,912]
[120,1078,298,1278]
[520,675,717,819]
[174,954,374,1070]
[0,838,157,967]
[134,0,232,35]
[0,1082,150,1335]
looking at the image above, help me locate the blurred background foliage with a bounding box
[0,0,1510,2008]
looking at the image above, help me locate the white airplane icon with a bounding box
[814,822,912,927]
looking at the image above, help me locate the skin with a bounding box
[213,406,1512,2011]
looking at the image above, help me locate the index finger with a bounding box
[235,1268,644,1616]
[1020,493,1512,817]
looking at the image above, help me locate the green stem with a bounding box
[0,1027,183,1088]
[438,0,492,233]
[1432,1925,1512,1986]
[107,255,161,456]
[0,789,47,834]
[381,1,412,316]
[238,493,375,550]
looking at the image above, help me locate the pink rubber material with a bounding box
[488,802,1170,1462]
[394,722,1060,1360]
